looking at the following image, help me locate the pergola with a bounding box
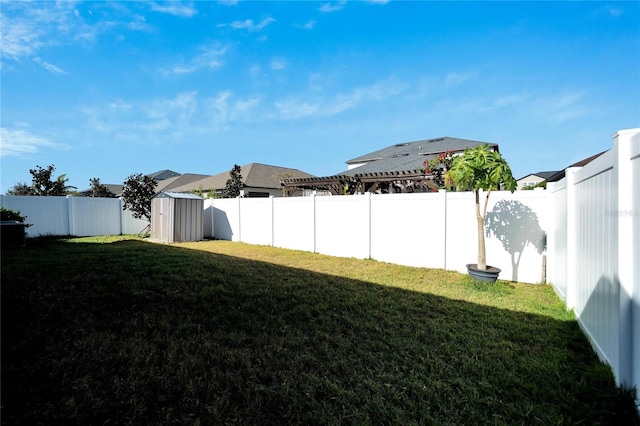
[281,170,436,196]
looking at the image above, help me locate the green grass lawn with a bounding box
[2,236,638,425]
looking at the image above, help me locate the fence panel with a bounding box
[370,192,445,268]
[483,190,549,284]
[572,150,618,368]
[70,197,123,236]
[211,198,240,241]
[315,195,370,259]
[272,196,315,252]
[548,180,568,299]
[630,133,640,391]
[0,195,148,237]
[2,196,70,237]
[443,192,477,275]
[239,197,273,246]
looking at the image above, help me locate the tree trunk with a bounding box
[475,190,487,270]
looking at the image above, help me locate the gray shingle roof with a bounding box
[339,136,498,176]
[163,163,315,193]
[147,169,181,181]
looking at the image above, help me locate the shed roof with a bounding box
[153,191,203,200]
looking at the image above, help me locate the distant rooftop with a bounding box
[339,136,498,175]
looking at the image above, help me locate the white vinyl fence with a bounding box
[0,195,149,237]
[205,189,550,284]
[2,128,637,395]
[548,128,639,392]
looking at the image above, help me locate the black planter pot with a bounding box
[466,264,501,283]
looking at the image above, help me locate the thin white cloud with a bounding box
[294,20,316,30]
[230,17,275,32]
[275,78,407,119]
[0,127,61,157]
[365,0,389,4]
[83,91,260,141]
[161,42,229,75]
[319,1,346,13]
[208,91,260,127]
[493,92,530,108]
[0,12,44,61]
[271,58,286,71]
[445,72,477,87]
[149,2,198,18]
[540,91,588,122]
[219,0,239,5]
[1,2,153,72]
[34,57,67,74]
[599,5,624,18]
[437,89,588,123]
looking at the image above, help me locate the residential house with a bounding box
[545,151,608,183]
[282,136,499,195]
[77,169,181,197]
[159,163,315,197]
[516,171,560,190]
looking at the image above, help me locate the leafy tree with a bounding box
[6,182,34,196]
[445,144,517,271]
[121,173,157,221]
[88,178,115,198]
[28,165,76,196]
[223,164,243,198]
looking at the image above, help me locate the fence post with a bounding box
[237,196,242,243]
[312,193,317,253]
[367,192,372,259]
[439,189,447,269]
[118,198,124,235]
[270,195,275,247]
[67,195,75,236]
[564,167,580,311]
[613,129,637,387]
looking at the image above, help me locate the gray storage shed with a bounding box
[151,192,204,243]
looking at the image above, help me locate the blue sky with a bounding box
[1,0,639,193]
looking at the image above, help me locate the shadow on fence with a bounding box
[486,200,545,282]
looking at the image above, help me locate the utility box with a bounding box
[151,192,204,243]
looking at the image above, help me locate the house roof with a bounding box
[161,163,315,193]
[340,136,498,176]
[156,173,211,193]
[147,169,181,181]
[546,150,609,182]
[517,171,561,181]
[76,183,124,197]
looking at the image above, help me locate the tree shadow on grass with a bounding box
[2,240,637,425]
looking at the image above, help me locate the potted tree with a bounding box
[445,144,517,282]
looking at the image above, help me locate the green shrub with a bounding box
[0,208,30,225]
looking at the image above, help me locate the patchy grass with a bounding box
[2,236,638,425]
